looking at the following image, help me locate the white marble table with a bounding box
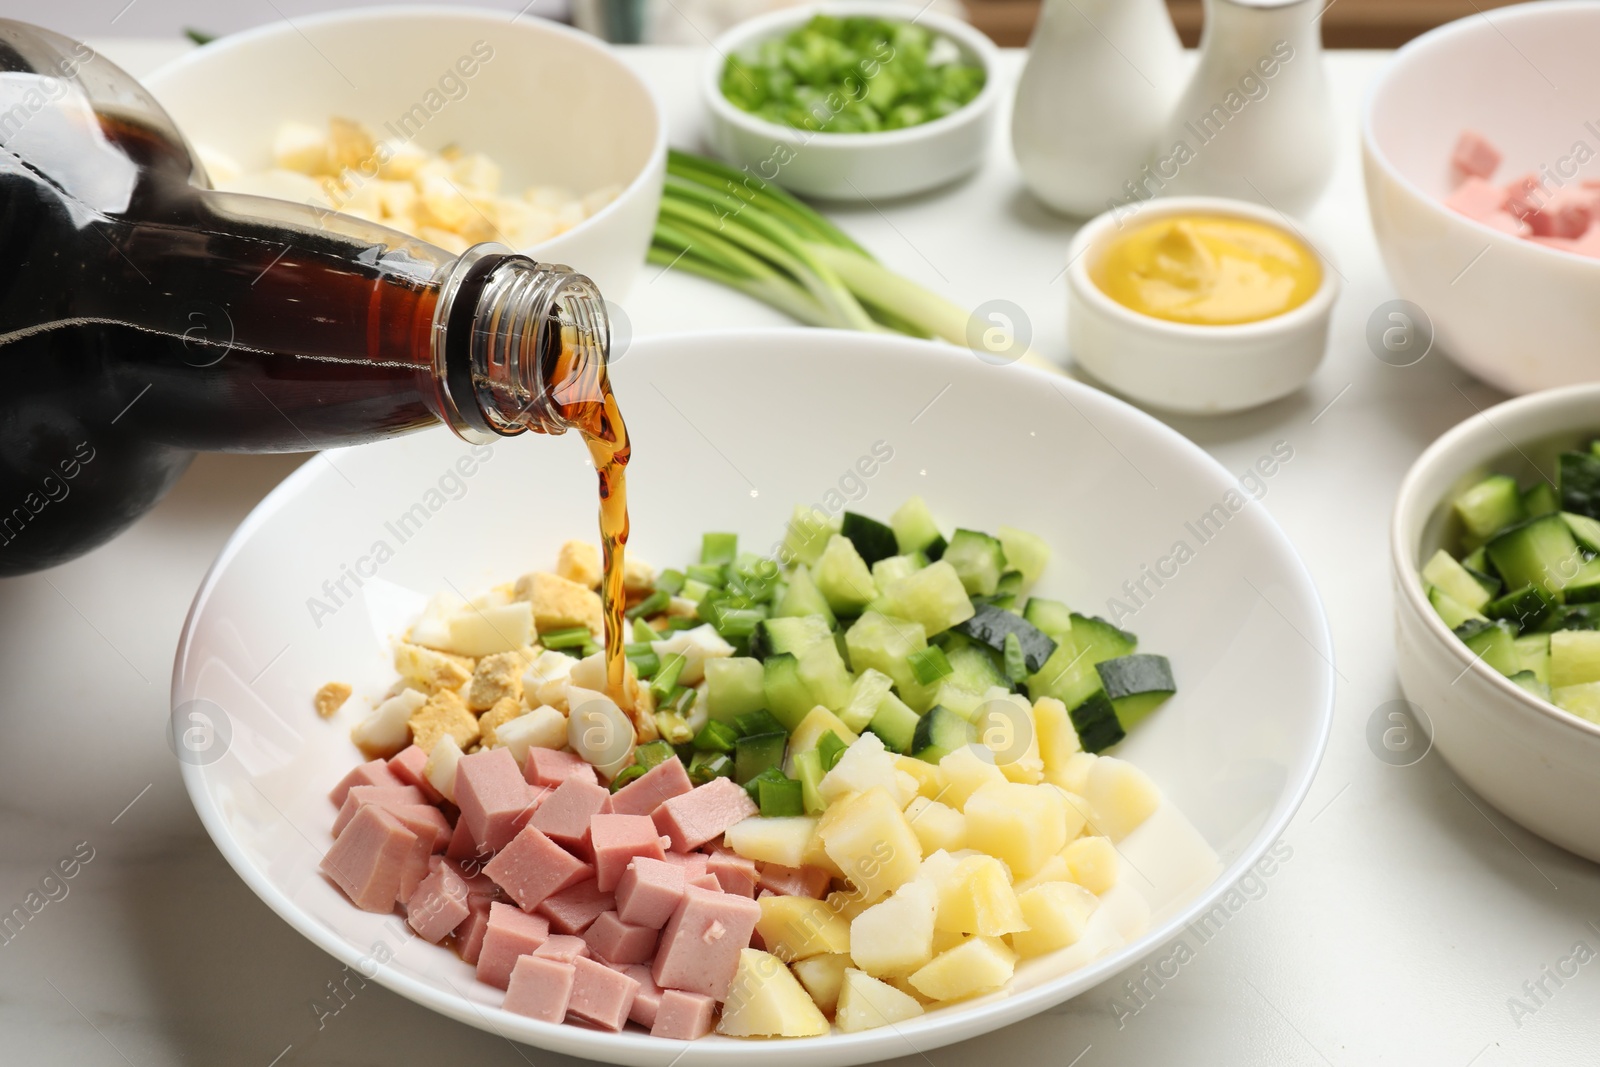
[3,36,1598,1067]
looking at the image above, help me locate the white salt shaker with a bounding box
[1150,0,1336,216]
[1011,0,1186,217]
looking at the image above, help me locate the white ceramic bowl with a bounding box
[1393,383,1600,863]
[701,3,1000,200]
[144,5,666,300]
[172,330,1333,1065]
[1064,196,1340,415]
[1363,0,1600,395]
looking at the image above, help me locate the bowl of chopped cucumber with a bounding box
[1394,382,1600,863]
[701,4,1000,200]
[174,330,1332,1064]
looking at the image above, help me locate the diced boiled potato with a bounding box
[849,879,936,978]
[905,796,966,855]
[272,120,330,174]
[757,896,851,962]
[717,949,831,1037]
[1064,835,1119,894]
[977,690,1043,784]
[442,602,534,657]
[1032,696,1081,779]
[824,889,873,923]
[556,540,602,588]
[416,172,474,231]
[377,139,429,181]
[963,781,1069,879]
[452,151,502,193]
[914,849,961,887]
[908,936,1017,1001]
[370,179,418,220]
[835,968,925,1033]
[930,928,968,954]
[1085,757,1162,840]
[788,707,860,765]
[792,953,850,1016]
[393,641,472,692]
[350,688,425,758]
[818,788,923,902]
[650,624,735,686]
[493,705,567,763]
[894,755,946,801]
[933,854,1026,936]
[938,746,1008,810]
[1013,854,1071,894]
[423,734,464,802]
[1053,751,1097,796]
[1011,881,1099,958]
[820,733,915,807]
[725,816,820,868]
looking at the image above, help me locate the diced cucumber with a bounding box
[1550,630,1600,687]
[911,705,973,763]
[1022,597,1074,639]
[1484,584,1557,631]
[1026,614,1137,711]
[702,532,738,566]
[1564,558,1600,604]
[996,525,1051,584]
[1552,682,1600,724]
[946,642,1008,694]
[783,505,839,568]
[762,653,814,729]
[1486,514,1583,597]
[876,560,975,636]
[1096,653,1176,731]
[814,535,877,615]
[930,681,983,720]
[868,693,921,754]
[1428,585,1488,630]
[705,657,766,723]
[890,496,946,559]
[953,602,1059,673]
[841,512,899,566]
[772,564,836,625]
[989,571,1025,611]
[797,640,854,712]
[871,554,922,589]
[1514,633,1550,683]
[1561,511,1600,554]
[1523,481,1560,518]
[1463,619,1520,676]
[907,645,954,686]
[753,615,833,658]
[1454,474,1525,545]
[1069,691,1125,753]
[1560,451,1600,520]
[840,668,895,732]
[791,748,827,814]
[1508,670,1551,701]
[735,731,787,784]
[1421,549,1492,612]
[943,529,1008,596]
[844,611,928,704]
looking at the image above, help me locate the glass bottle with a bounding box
[0,21,613,577]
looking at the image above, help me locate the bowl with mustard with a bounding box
[1064,197,1340,415]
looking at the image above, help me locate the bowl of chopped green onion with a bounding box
[703,4,999,200]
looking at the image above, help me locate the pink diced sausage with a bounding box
[446,819,488,872]
[388,805,452,861]
[1524,185,1594,238]
[705,848,758,898]
[1480,210,1531,236]
[536,878,615,936]
[332,785,426,836]
[454,896,493,964]
[387,744,443,803]
[756,862,831,898]
[583,910,659,965]
[653,778,758,852]
[320,805,418,912]
[529,776,611,856]
[483,825,592,911]
[407,862,470,943]
[590,814,667,892]
[651,989,716,1040]
[1443,176,1507,221]
[660,851,710,877]
[651,885,761,999]
[615,857,686,929]
[607,757,693,817]
[503,955,575,1023]
[687,874,722,892]
[329,759,403,807]
[614,963,664,1029]
[475,902,550,990]
[1450,129,1501,182]
[525,748,599,789]
[566,956,639,1032]
[534,934,591,962]
[455,748,542,853]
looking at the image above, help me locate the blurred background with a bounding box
[4,0,1530,48]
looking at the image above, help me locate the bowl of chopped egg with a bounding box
[144,5,667,300]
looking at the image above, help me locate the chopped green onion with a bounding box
[635,740,676,769]
[627,589,670,620]
[712,606,766,640]
[908,645,954,686]
[701,533,738,566]
[735,709,786,738]
[655,710,695,746]
[632,618,658,643]
[791,748,828,814]
[540,626,591,650]
[688,751,734,786]
[693,720,740,753]
[757,775,805,817]
[735,731,788,785]
[628,650,661,679]
[656,569,686,596]
[608,764,647,792]
[665,617,702,631]
[741,764,789,802]
[681,578,712,603]
[816,729,849,772]
[685,563,725,587]
[650,653,687,699]
[666,685,698,716]
[625,641,655,656]
[1003,631,1028,685]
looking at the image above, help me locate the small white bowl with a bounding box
[701,2,1000,200]
[1363,0,1600,394]
[1064,196,1340,415]
[1393,383,1600,863]
[145,5,666,300]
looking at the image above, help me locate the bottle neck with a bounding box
[430,247,612,443]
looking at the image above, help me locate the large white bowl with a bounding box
[1393,384,1600,863]
[172,330,1333,1065]
[1362,0,1600,394]
[701,3,1001,200]
[145,5,666,300]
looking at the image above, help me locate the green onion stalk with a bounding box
[649,150,1055,373]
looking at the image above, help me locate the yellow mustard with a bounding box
[1091,215,1321,326]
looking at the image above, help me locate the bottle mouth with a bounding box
[431,244,611,441]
